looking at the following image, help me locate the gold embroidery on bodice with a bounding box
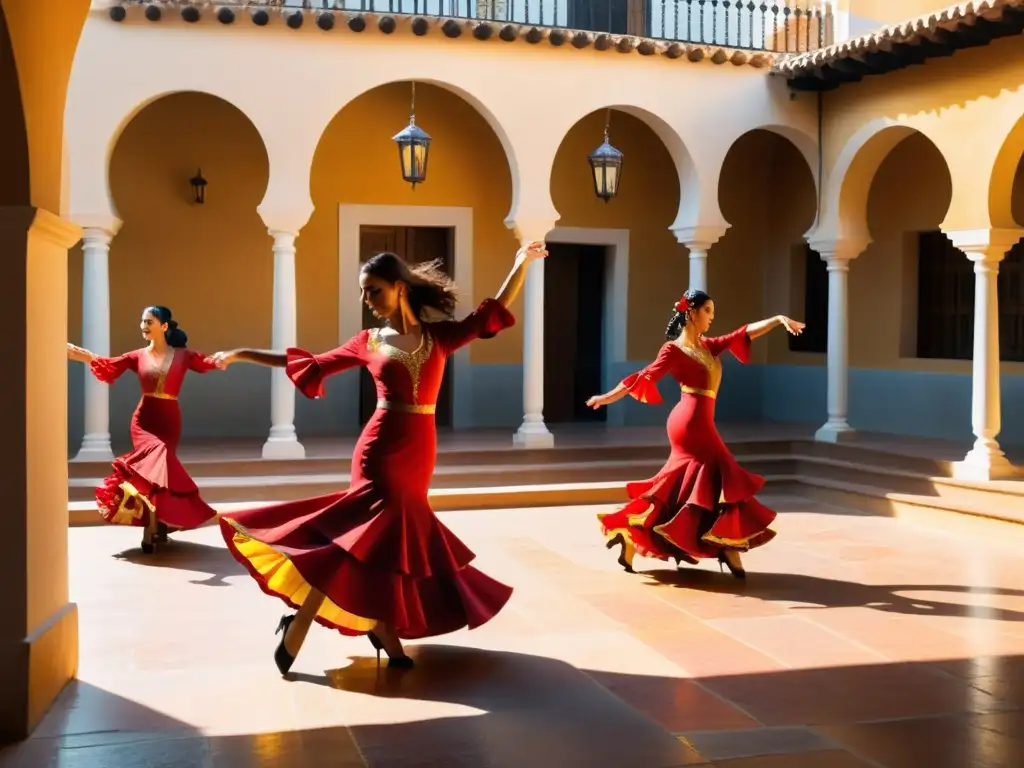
[143,348,176,398]
[675,338,723,397]
[367,328,434,402]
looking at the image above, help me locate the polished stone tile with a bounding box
[18,500,1024,766]
[817,713,1024,768]
[682,726,839,761]
[710,751,874,767]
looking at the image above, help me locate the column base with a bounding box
[954,442,1018,482]
[814,420,857,443]
[0,602,78,744]
[513,420,555,449]
[71,434,114,463]
[261,428,306,460]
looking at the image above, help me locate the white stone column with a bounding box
[946,228,1022,481]
[671,224,728,294]
[263,229,305,459]
[73,221,121,462]
[509,217,557,448]
[807,237,865,443]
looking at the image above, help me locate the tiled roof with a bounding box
[776,0,1024,86]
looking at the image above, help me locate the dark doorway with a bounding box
[543,243,607,424]
[358,225,454,428]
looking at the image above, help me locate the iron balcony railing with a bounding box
[243,1,834,53]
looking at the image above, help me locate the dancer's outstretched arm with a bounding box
[587,343,676,410]
[493,241,547,308]
[744,316,805,341]
[212,349,286,368]
[67,343,96,363]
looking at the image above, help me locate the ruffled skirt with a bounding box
[598,395,777,563]
[97,396,216,530]
[218,409,512,639]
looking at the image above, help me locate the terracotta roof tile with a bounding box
[775,0,1024,74]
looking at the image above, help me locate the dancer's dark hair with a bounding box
[361,252,458,320]
[665,289,712,341]
[144,305,188,348]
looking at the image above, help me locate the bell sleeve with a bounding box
[703,327,752,364]
[620,343,677,405]
[186,349,220,374]
[285,331,367,399]
[431,299,516,354]
[89,352,137,384]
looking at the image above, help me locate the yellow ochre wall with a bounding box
[819,34,1024,376]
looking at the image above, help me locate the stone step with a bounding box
[65,439,1024,532]
[68,480,633,526]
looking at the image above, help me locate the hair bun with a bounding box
[168,319,178,329]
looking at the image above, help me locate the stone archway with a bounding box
[306,80,518,434]
[546,107,685,427]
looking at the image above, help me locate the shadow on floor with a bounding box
[112,539,241,587]
[308,647,1024,767]
[641,567,1024,622]
[6,649,1024,767]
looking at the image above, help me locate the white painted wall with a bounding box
[66,8,819,234]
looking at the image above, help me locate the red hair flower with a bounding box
[674,297,689,313]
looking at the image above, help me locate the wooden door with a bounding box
[358,226,455,428]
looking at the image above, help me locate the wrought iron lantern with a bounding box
[393,81,432,189]
[190,168,207,205]
[588,110,623,202]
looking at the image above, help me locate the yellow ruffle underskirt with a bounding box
[228,524,378,634]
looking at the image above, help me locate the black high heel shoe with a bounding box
[274,614,297,675]
[140,514,158,554]
[606,534,635,574]
[367,631,415,669]
[718,551,746,580]
[154,522,169,544]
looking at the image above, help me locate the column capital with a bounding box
[806,235,868,264]
[671,223,729,250]
[943,227,1024,263]
[73,213,122,238]
[505,215,558,245]
[258,204,313,234]
[269,229,299,246]
[0,206,83,249]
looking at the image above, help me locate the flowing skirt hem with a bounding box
[597,450,779,562]
[219,517,513,640]
[96,464,216,530]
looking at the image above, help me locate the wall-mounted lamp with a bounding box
[190,168,207,204]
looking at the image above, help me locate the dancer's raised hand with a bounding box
[516,241,548,263]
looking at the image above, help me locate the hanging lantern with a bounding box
[189,168,207,204]
[588,110,623,202]
[393,82,432,189]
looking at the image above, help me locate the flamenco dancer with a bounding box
[66,306,223,553]
[212,242,547,672]
[586,289,804,579]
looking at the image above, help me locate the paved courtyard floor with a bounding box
[4,499,1024,767]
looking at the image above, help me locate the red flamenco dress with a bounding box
[89,348,220,534]
[598,327,777,568]
[218,299,516,641]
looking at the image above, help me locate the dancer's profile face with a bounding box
[691,300,715,335]
[359,271,400,321]
[140,311,168,343]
